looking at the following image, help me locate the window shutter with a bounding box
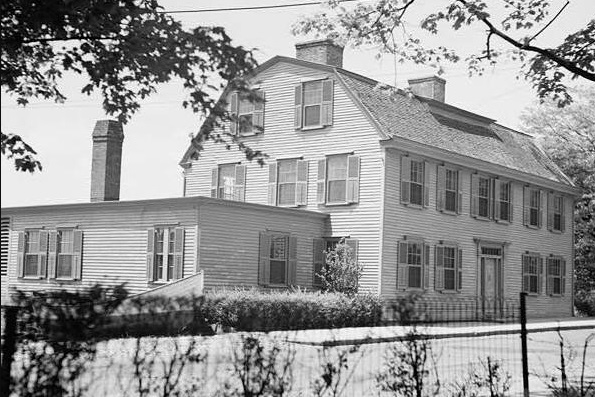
[211,168,219,198]
[547,193,554,231]
[173,227,185,280]
[457,171,463,214]
[72,230,83,280]
[287,236,298,285]
[294,84,302,129]
[457,248,463,292]
[538,256,544,295]
[509,184,514,222]
[423,243,430,289]
[346,155,360,204]
[537,190,543,228]
[268,162,278,206]
[17,231,25,278]
[400,156,411,204]
[230,92,239,135]
[521,255,528,293]
[423,162,431,207]
[321,80,334,126]
[296,160,309,206]
[316,159,326,204]
[494,180,501,221]
[545,257,552,295]
[397,241,409,290]
[258,232,271,285]
[561,258,566,296]
[471,174,479,217]
[312,238,325,286]
[146,229,155,281]
[38,230,48,278]
[434,245,444,291]
[253,90,265,133]
[560,197,565,232]
[48,231,58,279]
[436,165,446,211]
[234,165,247,202]
[345,239,359,262]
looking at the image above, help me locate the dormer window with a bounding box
[229,90,265,136]
[294,79,334,129]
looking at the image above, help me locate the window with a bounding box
[268,159,309,207]
[17,230,48,278]
[312,237,359,286]
[317,155,360,205]
[547,193,565,232]
[471,174,497,219]
[47,229,83,280]
[436,166,461,213]
[147,227,184,283]
[56,230,74,279]
[523,187,542,228]
[258,232,297,286]
[211,164,246,202]
[546,256,566,296]
[294,80,334,129]
[401,157,429,207]
[24,231,42,277]
[522,253,542,294]
[495,180,513,222]
[229,90,264,135]
[435,244,462,292]
[397,239,429,290]
[478,177,490,218]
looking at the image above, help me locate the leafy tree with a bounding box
[293,0,594,106]
[317,238,363,296]
[1,0,260,172]
[521,87,595,315]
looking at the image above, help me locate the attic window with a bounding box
[294,79,334,129]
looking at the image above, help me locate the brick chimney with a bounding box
[408,76,446,103]
[295,39,344,68]
[90,120,124,202]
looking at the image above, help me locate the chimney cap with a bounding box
[407,75,446,84]
[295,39,344,50]
[92,119,124,139]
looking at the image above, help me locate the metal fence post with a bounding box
[1,306,18,397]
[520,292,530,397]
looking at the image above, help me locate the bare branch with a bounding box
[528,0,570,43]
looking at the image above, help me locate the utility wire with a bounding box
[161,0,357,14]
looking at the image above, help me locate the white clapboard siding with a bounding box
[183,61,385,293]
[1,217,10,301]
[381,148,574,318]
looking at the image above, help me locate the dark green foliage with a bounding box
[317,238,363,296]
[201,289,383,332]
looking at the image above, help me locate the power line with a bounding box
[162,0,357,14]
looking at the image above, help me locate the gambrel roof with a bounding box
[182,55,575,190]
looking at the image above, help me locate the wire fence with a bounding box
[1,293,594,397]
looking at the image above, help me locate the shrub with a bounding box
[200,288,383,332]
[317,238,364,296]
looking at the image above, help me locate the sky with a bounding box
[2,0,594,208]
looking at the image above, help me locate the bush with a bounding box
[574,290,595,317]
[200,288,383,332]
[317,238,363,296]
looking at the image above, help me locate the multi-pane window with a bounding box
[295,80,334,129]
[407,242,423,288]
[401,157,429,207]
[443,247,456,290]
[553,196,563,231]
[410,161,424,206]
[497,181,512,222]
[477,177,491,218]
[327,155,348,204]
[229,90,264,135]
[548,194,565,232]
[445,169,458,212]
[24,230,41,277]
[211,164,246,202]
[56,230,74,279]
[529,189,540,227]
[317,155,360,205]
[259,232,297,286]
[398,240,429,290]
[435,244,462,292]
[303,81,323,127]
[238,98,255,134]
[269,160,308,207]
[269,235,288,285]
[546,256,565,296]
[278,160,298,206]
[522,254,541,294]
[147,227,184,283]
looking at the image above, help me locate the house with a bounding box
[1,40,579,318]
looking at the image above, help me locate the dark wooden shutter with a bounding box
[316,159,326,204]
[523,187,530,226]
[287,236,298,285]
[17,231,25,278]
[72,230,83,280]
[424,162,431,207]
[146,229,155,281]
[508,183,514,222]
[560,197,566,232]
[294,85,302,129]
[401,156,411,204]
[296,160,309,206]
[436,165,446,212]
[522,255,528,293]
[173,227,185,280]
[258,232,271,285]
[38,230,48,278]
[345,239,359,262]
[470,174,479,217]
[234,164,247,202]
[268,162,278,206]
[211,168,219,198]
[560,258,566,295]
[457,248,463,292]
[321,80,334,126]
[545,257,552,295]
[494,180,501,221]
[230,92,239,135]
[537,190,543,228]
[253,90,265,133]
[547,192,554,231]
[423,243,430,289]
[346,155,360,203]
[47,231,58,279]
[312,238,325,286]
[538,256,544,295]
[434,245,444,291]
[457,171,463,214]
[397,241,409,290]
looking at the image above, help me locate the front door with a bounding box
[480,255,503,319]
